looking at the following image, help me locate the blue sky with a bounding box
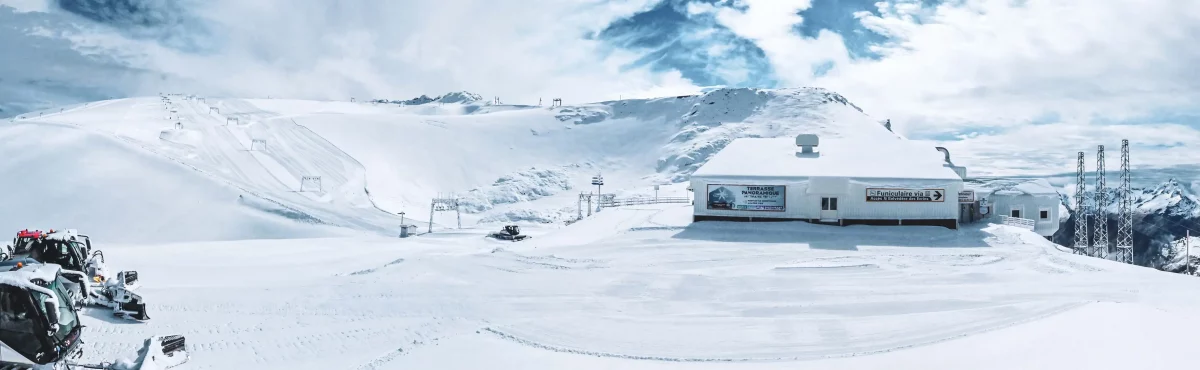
[594,0,900,88]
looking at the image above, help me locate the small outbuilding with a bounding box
[690,134,966,229]
[963,178,1063,237]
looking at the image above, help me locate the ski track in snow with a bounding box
[348,258,407,276]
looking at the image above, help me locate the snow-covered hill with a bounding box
[7,86,891,238]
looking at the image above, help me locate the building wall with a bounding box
[984,193,1061,236]
[692,177,962,225]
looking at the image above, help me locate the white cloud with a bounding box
[0,0,50,13]
[692,0,851,85]
[44,0,702,104]
[816,0,1200,137]
[926,122,1200,177]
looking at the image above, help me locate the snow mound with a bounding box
[458,167,575,214]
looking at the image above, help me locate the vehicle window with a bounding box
[0,286,44,360]
[38,280,79,341]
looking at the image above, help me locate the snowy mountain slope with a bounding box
[12,95,408,236]
[237,87,893,224]
[10,86,891,235]
[0,121,346,243]
[73,204,1200,369]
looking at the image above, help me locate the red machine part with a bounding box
[16,229,43,238]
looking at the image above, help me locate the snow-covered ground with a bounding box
[7,90,1200,369]
[75,204,1200,369]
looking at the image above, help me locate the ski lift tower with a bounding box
[592,174,604,212]
[300,176,323,192]
[428,194,462,233]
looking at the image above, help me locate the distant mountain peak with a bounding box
[437,91,482,104]
[373,91,483,105]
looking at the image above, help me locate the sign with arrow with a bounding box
[865,188,946,202]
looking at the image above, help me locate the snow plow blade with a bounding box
[72,335,189,370]
[124,335,190,370]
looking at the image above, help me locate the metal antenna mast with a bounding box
[1116,139,1134,264]
[1094,145,1109,258]
[1073,151,1089,255]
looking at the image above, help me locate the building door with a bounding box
[820,197,839,221]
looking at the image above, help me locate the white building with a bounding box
[690,134,966,229]
[964,178,1063,237]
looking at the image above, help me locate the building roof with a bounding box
[690,137,963,181]
[966,178,1060,198]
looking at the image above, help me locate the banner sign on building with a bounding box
[707,184,786,211]
[958,190,975,203]
[865,188,946,202]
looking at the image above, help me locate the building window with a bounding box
[821,197,838,211]
[1040,209,1050,219]
[1010,209,1021,218]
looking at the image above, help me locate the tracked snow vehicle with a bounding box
[0,261,189,369]
[487,225,530,242]
[16,230,149,320]
[9,229,46,255]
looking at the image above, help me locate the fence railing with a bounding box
[600,197,690,208]
[999,215,1036,231]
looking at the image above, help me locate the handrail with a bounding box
[999,215,1036,231]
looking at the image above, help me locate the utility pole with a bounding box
[1188,230,1192,276]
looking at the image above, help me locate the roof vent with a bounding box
[795,134,819,157]
[935,147,953,166]
[935,146,969,179]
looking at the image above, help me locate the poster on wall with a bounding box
[865,188,946,202]
[706,184,786,211]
